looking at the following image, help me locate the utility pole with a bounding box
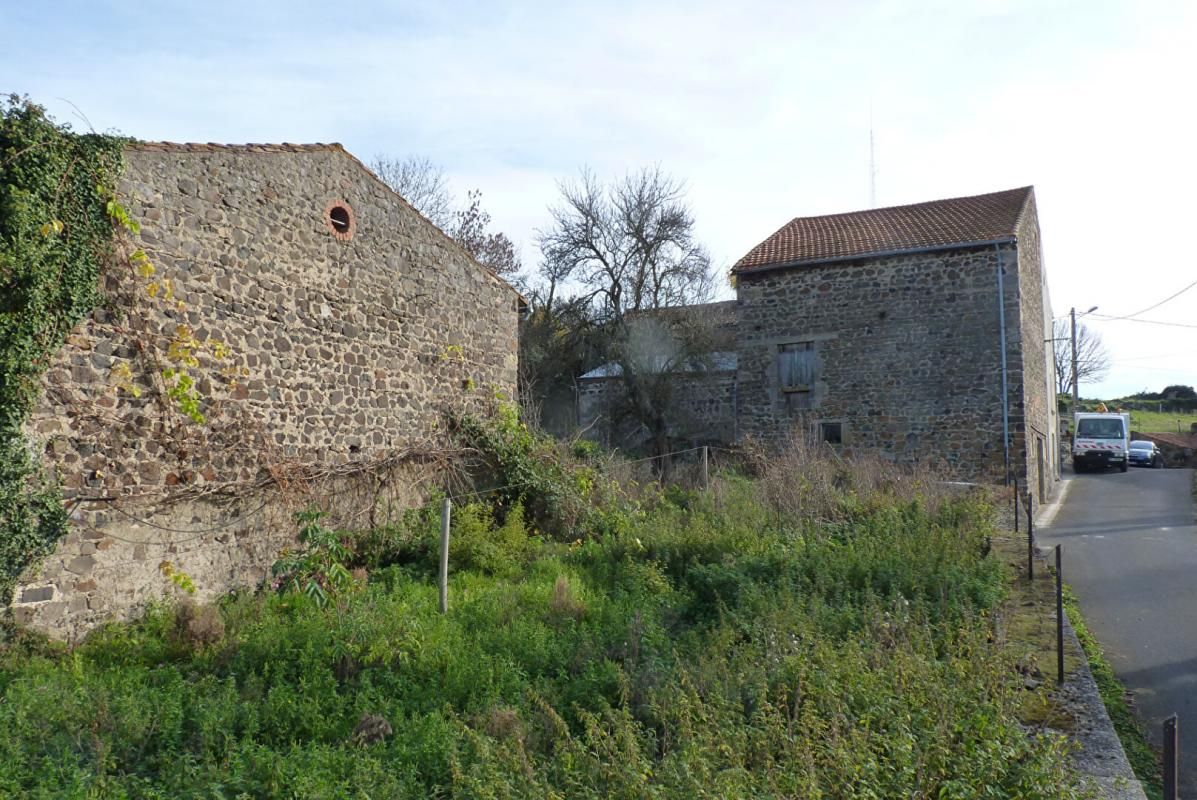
[1070,305,1098,422]
[1077,306,1086,419]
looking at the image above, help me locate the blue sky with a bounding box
[7,0,1197,399]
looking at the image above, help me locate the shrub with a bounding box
[452,402,628,540]
[445,501,536,578]
[548,575,586,622]
[271,509,359,607]
[173,600,225,649]
[0,441,1084,798]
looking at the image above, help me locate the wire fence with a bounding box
[60,442,721,549]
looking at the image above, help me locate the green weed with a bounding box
[0,432,1087,797]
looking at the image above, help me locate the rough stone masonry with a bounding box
[732,188,1057,500]
[576,187,1059,501]
[10,142,520,639]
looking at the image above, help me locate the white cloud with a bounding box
[10,0,1195,396]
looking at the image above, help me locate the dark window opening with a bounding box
[819,422,843,444]
[778,341,817,391]
[329,206,351,232]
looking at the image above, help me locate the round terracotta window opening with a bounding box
[324,199,356,241]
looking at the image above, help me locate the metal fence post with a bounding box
[1164,714,1179,800]
[439,497,451,614]
[1026,492,1033,540]
[1028,519,1034,581]
[1027,493,1035,581]
[702,446,710,491]
[1013,477,1020,533]
[1055,544,1064,685]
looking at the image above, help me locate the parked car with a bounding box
[1127,440,1164,468]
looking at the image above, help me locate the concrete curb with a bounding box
[1051,604,1148,799]
[1033,487,1147,800]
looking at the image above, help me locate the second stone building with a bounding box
[580,186,1060,499]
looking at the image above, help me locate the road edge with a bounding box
[1056,599,1150,799]
[1037,477,1154,799]
[1036,475,1073,530]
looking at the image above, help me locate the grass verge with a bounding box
[1128,409,1197,435]
[990,533,1082,732]
[1063,584,1163,800]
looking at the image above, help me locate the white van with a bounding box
[1072,412,1131,473]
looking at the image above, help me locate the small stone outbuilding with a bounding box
[10,141,521,638]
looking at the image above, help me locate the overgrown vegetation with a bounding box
[0,412,1089,797]
[0,96,124,602]
[1064,585,1163,800]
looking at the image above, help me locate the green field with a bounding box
[1127,409,1197,434]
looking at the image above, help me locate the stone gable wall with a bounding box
[11,146,519,639]
[1011,197,1059,502]
[735,246,1019,481]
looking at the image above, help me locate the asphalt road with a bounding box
[1039,466,1197,793]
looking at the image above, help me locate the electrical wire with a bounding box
[1098,278,1197,321]
[1091,311,1197,325]
[444,446,708,501]
[70,494,274,538]
[67,445,710,535]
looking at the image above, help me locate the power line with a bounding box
[1113,364,1197,373]
[1113,350,1197,363]
[1099,278,1197,321]
[1089,314,1197,330]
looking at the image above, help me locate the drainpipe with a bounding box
[996,245,1011,482]
[732,371,739,443]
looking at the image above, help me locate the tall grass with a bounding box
[0,423,1084,798]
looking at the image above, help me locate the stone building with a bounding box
[580,187,1059,498]
[10,142,521,638]
[576,301,739,448]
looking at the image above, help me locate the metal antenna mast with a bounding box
[869,103,878,207]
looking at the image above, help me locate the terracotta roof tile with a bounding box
[733,186,1034,274]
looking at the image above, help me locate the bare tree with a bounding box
[369,155,453,230]
[1053,319,1111,395]
[538,167,713,318]
[452,190,521,276]
[370,156,521,277]
[534,167,715,458]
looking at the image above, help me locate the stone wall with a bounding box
[578,370,738,450]
[735,246,1019,481]
[1010,197,1059,502]
[10,143,519,639]
[1137,433,1197,468]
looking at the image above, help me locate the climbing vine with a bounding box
[0,95,126,603]
[111,241,240,424]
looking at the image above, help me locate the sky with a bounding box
[6,0,1196,400]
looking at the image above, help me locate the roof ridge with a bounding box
[128,141,345,154]
[1011,185,1036,230]
[783,186,1033,227]
[733,186,1035,274]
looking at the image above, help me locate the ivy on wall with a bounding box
[0,95,125,603]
